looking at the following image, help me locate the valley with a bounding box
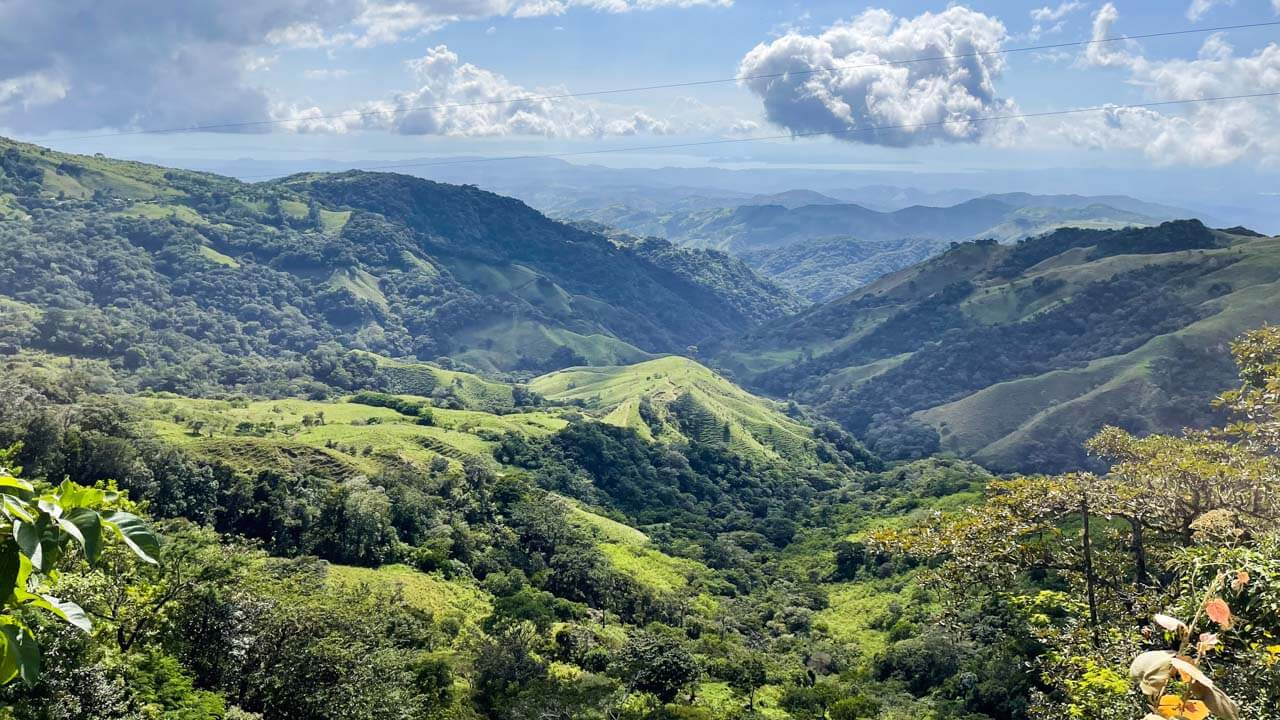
[3,136,1279,720]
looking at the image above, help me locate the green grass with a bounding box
[920,250,1280,470]
[533,356,821,466]
[561,497,720,614]
[563,499,650,545]
[813,576,928,658]
[330,268,389,312]
[136,393,568,473]
[361,352,520,409]
[446,258,576,317]
[198,245,239,268]
[318,208,351,232]
[452,318,653,374]
[326,563,492,627]
[116,201,206,225]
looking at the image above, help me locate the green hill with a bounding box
[532,355,853,467]
[717,221,1280,471]
[0,137,796,392]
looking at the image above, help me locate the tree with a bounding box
[725,651,767,709]
[615,630,701,704]
[0,445,160,686]
[874,326,1280,719]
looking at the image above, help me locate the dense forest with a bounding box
[2,139,1278,720]
[0,138,797,389]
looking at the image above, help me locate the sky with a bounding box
[3,0,1280,199]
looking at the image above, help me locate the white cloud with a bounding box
[0,0,732,133]
[1066,4,1280,165]
[1082,3,1132,68]
[1029,2,1083,38]
[272,104,354,134]
[349,45,679,137]
[737,7,1019,147]
[1186,0,1233,22]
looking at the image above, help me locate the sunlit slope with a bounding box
[137,393,569,475]
[532,355,821,465]
[920,251,1280,469]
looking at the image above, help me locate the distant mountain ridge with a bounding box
[714,221,1280,472]
[561,194,1186,301]
[562,194,1184,253]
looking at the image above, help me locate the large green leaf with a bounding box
[12,520,41,570]
[29,595,91,632]
[0,629,15,685]
[102,511,160,564]
[58,508,103,565]
[55,481,106,511]
[0,624,39,686]
[0,476,32,500]
[1,495,33,523]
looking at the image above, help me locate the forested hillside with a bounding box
[3,139,1279,720]
[740,237,951,303]
[0,138,796,390]
[717,221,1280,471]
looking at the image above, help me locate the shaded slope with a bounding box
[716,222,1280,471]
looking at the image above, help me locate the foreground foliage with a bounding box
[877,326,1280,719]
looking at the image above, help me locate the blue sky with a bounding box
[3,0,1280,184]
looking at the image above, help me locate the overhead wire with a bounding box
[48,19,1280,143]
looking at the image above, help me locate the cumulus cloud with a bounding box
[1082,2,1133,67]
[1066,4,1280,165]
[349,45,675,137]
[1186,0,1233,22]
[737,7,1018,147]
[0,0,732,134]
[1029,2,1083,38]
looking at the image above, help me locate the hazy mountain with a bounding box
[742,189,844,209]
[561,196,1184,253]
[741,236,952,302]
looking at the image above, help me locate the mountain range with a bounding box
[0,137,797,390]
[715,221,1280,471]
[5,136,1279,474]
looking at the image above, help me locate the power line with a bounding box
[234,91,1280,180]
[53,19,1280,143]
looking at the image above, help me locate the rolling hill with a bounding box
[714,221,1280,472]
[530,355,866,468]
[0,137,796,391]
